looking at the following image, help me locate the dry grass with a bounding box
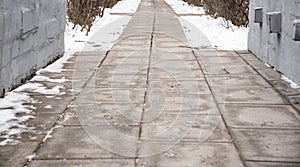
[67,0,119,35]
[184,0,249,27]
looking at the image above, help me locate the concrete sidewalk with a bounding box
[1,0,300,166]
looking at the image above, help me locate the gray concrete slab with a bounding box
[287,94,300,111]
[28,159,135,167]
[196,50,240,57]
[141,114,231,142]
[202,65,258,75]
[232,129,300,162]
[246,161,300,167]
[270,79,300,96]
[35,126,139,159]
[257,68,283,81]
[137,142,244,166]
[208,75,271,88]
[213,87,287,104]
[198,56,248,67]
[221,104,300,129]
[61,104,141,126]
[0,142,39,167]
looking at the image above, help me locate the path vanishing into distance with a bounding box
[1,0,300,166]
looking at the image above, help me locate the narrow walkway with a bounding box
[1,0,300,166]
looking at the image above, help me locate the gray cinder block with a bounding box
[0,14,3,41]
[266,12,282,33]
[21,7,38,34]
[254,7,263,23]
[293,19,300,41]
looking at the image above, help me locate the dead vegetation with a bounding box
[184,0,249,27]
[67,0,119,35]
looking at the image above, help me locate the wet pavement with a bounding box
[0,0,300,166]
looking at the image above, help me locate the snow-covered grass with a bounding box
[109,0,141,13]
[165,0,205,14]
[281,75,300,89]
[165,0,248,50]
[181,16,248,50]
[65,0,141,52]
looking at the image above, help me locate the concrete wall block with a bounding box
[3,10,22,41]
[37,36,61,65]
[11,52,37,80]
[254,7,263,23]
[2,43,12,67]
[283,0,300,15]
[46,18,59,40]
[0,14,3,41]
[2,0,23,12]
[267,12,282,33]
[293,20,300,41]
[18,33,38,56]
[21,7,38,34]
[1,63,13,90]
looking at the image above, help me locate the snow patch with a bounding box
[180,16,248,50]
[109,0,141,13]
[165,0,205,14]
[44,105,53,109]
[265,63,271,67]
[165,0,248,50]
[32,76,69,83]
[26,153,36,161]
[59,112,77,124]
[281,75,300,89]
[0,92,37,145]
[37,52,74,74]
[16,83,65,95]
[42,125,62,143]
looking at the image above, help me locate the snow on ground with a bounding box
[165,0,205,14]
[0,0,141,145]
[32,76,68,83]
[65,0,141,52]
[165,0,248,50]
[37,52,74,74]
[281,75,300,89]
[109,0,141,13]
[0,92,36,145]
[181,16,248,50]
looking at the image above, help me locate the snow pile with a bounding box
[165,0,248,50]
[165,0,205,14]
[281,75,300,89]
[65,0,141,52]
